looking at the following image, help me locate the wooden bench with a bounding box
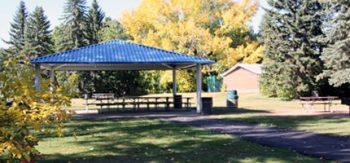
[85,94,193,112]
[85,93,115,110]
[299,96,338,112]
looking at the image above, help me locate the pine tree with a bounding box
[5,1,27,54]
[98,18,129,41]
[23,7,53,58]
[86,0,105,44]
[57,0,87,51]
[318,0,350,87]
[260,0,325,99]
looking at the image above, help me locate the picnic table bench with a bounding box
[85,93,193,112]
[299,96,338,112]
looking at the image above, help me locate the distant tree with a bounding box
[318,0,350,87]
[57,0,87,51]
[86,0,105,44]
[0,48,4,71]
[79,18,141,96]
[260,0,325,99]
[120,0,262,92]
[4,1,27,55]
[121,0,260,72]
[23,7,53,58]
[98,17,129,41]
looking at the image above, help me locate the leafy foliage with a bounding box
[120,0,263,92]
[318,0,350,87]
[260,0,325,99]
[0,58,74,162]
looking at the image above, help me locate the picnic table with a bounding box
[85,93,193,113]
[299,96,338,112]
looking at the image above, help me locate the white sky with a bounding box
[0,0,267,48]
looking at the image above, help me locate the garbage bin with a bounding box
[227,90,238,109]
[202,97,213,115]
[174,95,182,109]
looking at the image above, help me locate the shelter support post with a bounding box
[172,68,177,96]
[35,64,41,91]
[50,68,55,92]
[196,64,202,114]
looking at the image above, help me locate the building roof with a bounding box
[221,63,262,77]
[31,39,214,70]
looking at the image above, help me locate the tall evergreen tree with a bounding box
[260,0,325,99]
[86,0,105,44]
[57,0,87,51]
[318,0,350,87]
[98,17,129,41]
[23,7,53,58]
[5,1,27,54]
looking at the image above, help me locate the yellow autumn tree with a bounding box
[120,0,263,92]
[0,57,75,162]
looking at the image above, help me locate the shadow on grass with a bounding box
[37,119,318,163]
[211,107,271,115]
[222,114,350,136]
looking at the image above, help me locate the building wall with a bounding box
[223,68,260,93]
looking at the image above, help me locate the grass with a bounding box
[37,119,322,163]
[68,92,350,136]
[208,93,350,137]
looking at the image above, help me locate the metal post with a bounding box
[35,64,41,91]
[196,64,202,114]
[172,68,177,96]
[50,68,55,92]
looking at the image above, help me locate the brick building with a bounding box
[221,64,261,93]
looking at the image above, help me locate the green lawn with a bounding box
[37,119,322,162]
[208,93,350,137]
[68,92,350,136]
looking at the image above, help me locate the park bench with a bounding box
[299,96,338,112]
[85,94,193,113]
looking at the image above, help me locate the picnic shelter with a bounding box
[30,39,214,113]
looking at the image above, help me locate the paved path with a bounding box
[162,116,350,162]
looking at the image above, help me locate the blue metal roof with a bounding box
[31,39,214,65]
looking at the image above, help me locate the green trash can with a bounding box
[227,90,238,109]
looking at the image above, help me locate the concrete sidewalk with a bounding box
[163,116,350,162]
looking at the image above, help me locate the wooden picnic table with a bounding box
[85,93,193,112]
[299,96,338,112]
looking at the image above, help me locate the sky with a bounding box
[0,0,267,48]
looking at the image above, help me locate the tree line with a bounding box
[260,0,350,99]
[1,0,139,96]
[1,0,264,96]
[2,0,347,99]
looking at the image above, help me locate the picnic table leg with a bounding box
[85,97,88,111]
[147,99,150,111]
[122,99,125,110]
[155,98,158,111]
[308,103,312,112]
[166,97,169,111]
[187,98,190,111]
[133,98,136,111]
